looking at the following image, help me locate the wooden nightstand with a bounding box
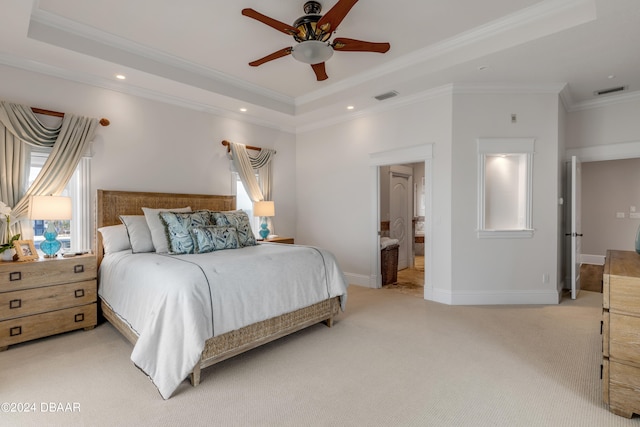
[0,254,97,351]
[260,236,294,244]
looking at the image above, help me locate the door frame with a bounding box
[369,144,433,297]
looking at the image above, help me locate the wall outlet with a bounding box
[542,273,550,284]
[617,212,626,218]
[631,212,640,219]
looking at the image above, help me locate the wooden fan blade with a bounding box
[242,8,300,36]
[332,38,390,53]
[311,63,328,81]
[316,0,359,33]
[249,47,293,67]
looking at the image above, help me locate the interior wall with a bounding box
[295,93,453,290]
[581,158,640,256]
[449,92,561,304]
[0,64,298,241]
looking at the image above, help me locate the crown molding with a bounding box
[28,7,295,115]
[295,85,454,133]
[567,89,640,112]
[296,0,595,108]
[0,52,296,133]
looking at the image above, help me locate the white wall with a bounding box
[0,65,297,242]
[295,93,453,291]
[449,93,561,304]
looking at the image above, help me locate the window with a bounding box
[233,172,260,235]
[477,138,534,238]
[29,151,91,253]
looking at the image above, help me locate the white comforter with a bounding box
[98,243,348,399]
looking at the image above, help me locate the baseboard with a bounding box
[581,254,605,265]
[344,272,374,288]
[427,288,560,305]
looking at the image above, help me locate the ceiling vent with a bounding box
[374,90,399,101]
[594,85,627,96]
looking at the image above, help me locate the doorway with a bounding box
[369,144,433,298]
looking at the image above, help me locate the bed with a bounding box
[95,190,348,399]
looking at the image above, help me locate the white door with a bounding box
[570,156,582,299]
[390,166,413,270]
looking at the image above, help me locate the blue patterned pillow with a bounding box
[190,226,239,253]
[210,210,257,247]
[159,211,212,254]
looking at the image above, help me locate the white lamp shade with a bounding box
[253,200,275,217]
[29,196,73,220]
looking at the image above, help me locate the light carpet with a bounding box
[0,286,635,426]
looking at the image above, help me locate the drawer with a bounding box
[610,313,640,362]
[0,255,96,292]
[0,303,96,348]
[607,359,640,418]
[610,275,640,315]
[0,280,96,321]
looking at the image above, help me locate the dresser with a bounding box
[0,254,97,351]
[602,249,640,418]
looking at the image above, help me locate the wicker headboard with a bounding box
[95,189,236,264]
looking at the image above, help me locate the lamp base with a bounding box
[259,217,270,240]
[40,221,62,258]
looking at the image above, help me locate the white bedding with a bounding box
[98,242,348,399]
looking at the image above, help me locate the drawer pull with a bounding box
[9,299,22,309]
[74,289,85,298]
[74,313,84,323]
[74,265,84,273]
[9,272,21,281]
[10,326,22,337]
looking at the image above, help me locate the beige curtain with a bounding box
[228,141,277,233]
[0,101,98,240]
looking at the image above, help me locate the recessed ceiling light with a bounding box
[608,74,616,79]
[240,108,247,112]
[347,105,354,110]
[115,74,126,80]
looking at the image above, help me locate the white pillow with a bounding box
[120,215,154,253]
[142,206,192,253]
[98,224,131,254]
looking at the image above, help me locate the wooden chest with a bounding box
[0,254,97,351]
[602,249,640,418]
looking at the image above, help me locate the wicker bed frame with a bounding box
[95,189,340,387]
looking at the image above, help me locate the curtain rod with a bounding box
[221,140,261,152]
[31,107,110,126]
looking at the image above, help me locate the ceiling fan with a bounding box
[242,0,391,81]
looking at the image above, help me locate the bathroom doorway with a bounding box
[369,143,433,299]
[379,162,426,293]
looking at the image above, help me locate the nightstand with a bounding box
[0,254,97,351]
[261,236,294,244]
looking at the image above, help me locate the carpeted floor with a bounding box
[1,285,635,426]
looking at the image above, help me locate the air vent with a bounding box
[374,90,399,101]
[594,85,627,96]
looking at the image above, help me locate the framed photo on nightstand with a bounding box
[14,240,39,261]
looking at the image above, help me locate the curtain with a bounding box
[228,141,277,234]
[0,126,29,243]
[0,101,98,240]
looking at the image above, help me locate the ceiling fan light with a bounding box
[292,40,333,64]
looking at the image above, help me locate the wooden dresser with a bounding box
[0,254,97,351]
[602,249,640,418]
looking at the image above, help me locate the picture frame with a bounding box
[13,240,39,261]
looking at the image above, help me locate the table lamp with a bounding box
[253,200,275,239]
[29,195,72,258]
